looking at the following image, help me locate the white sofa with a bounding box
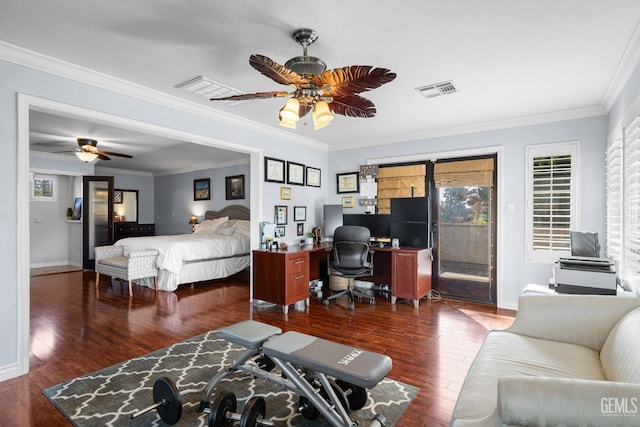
[451,294,640,426]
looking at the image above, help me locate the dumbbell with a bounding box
[208,391,274,427]
[129,376,193,424]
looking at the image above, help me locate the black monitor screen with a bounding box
[391,197,428,222]
[391,222,428,248]
[570,231,600,257]
[323,205,343,239]
[343,214,391,238]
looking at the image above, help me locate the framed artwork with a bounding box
[297,223,304,236]
[337,172,360,193]
[342,196,355,208]
[274,205,288,225]
[113,190,123,204]
[276,226,286,237]
[31,174,57,201]
[265,157,285,183]
[194,178,211,200]
[287,161,305,186]
[294,206,307,222]
[306,166,321,187]
[225,174,245,200]
[280,186,291,200]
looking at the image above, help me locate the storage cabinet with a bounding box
[253,249,310,314]
[114,223,155,241]
[391,248,432,308]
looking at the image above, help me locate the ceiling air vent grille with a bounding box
[415,80,459,98]
[175,76,248,106]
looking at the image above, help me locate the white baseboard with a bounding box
[30,260,72,268]
[0,363,19,382]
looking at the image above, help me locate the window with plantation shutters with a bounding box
[623,115,640,272]
[606,134,623,262]
[526,142,578,262]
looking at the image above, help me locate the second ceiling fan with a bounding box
[210,28,397,130]
[76,138,133,162]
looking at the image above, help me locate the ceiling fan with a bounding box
[210,28,397,130]
[75,138,133,162]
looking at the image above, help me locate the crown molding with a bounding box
[330,105,607,151]
[0,41,328,152]
[601,19,640,110]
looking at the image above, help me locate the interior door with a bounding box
[430,156,497,302]
[82,176,114,269]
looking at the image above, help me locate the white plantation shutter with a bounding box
[606,134,623,262]
[526,142,578,262]
[624,116,640,272]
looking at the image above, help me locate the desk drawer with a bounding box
[287,255,307,274]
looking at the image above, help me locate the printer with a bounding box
[552,256,617,295]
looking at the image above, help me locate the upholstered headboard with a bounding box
[205,205,250,221]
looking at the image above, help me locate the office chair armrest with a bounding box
[326,247,332,276]
[368,250,375,276]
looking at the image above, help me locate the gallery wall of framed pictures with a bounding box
[263,156,322,189]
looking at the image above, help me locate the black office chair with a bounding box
[323,225,375,310]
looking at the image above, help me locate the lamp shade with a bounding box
[280,97,300,121]
[279,111,297,129]
[189,216,198,225]
[312,100,334,130]
[75,151,98,162]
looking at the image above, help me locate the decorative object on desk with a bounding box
[274,205,288,225]
[66,207,73,220]
[43,330,416,426]
[265,157,285,183]
[293,205,306,221]
[305,233,315,245]
[287,161,305,186]
[276,225,285,237]
[280,186,291,200]
[312,226,322,244]
[193,178,210,200]
[337,171,360,193]
[189,216,198,232]
[225,175,245,200]
[306,166,321,187]
[279,242,288,250]
[392,238,400,248]
[297,223,304,236]
[342,196,354,208]
[113,190,123,204]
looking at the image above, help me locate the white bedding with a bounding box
[116,219,250,291]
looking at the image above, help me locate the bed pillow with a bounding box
[233,220,251,237]
[194,216,229,233]
[218,219,237,229]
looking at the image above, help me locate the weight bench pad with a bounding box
[219,320,282,348]
[263,331,392,389]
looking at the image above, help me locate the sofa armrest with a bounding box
[127,249,159,259]
[504,294,640,351]
[94,245,124,260]
[498,376,640,426]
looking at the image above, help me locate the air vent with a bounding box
[175,76,248,106]
[415,80,459,98]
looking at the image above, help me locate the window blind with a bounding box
[624,115,640,272]
[606,135,623,262]
[433,158,494,188]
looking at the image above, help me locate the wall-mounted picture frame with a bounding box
[113,190,123,204]
[337,172,360,193]
[306,166,321,187]
[276,225,286,237]
[31,174,57,201]
[194,178,211,200]
[280,186,291,200]
[275,205,288,225]
[265,157,285,183]
[297,223,304,236]
[342,196,355,208]
[225,174,245,200]
[294,206,307,222]
[287,161,305,186]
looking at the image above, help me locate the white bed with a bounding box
[116,205,250,291]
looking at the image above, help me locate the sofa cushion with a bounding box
[452,330,605,422]
[600,306,640,383]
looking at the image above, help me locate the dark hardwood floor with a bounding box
[1,269,515,426]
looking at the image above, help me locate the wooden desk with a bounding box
[253,244,432,312]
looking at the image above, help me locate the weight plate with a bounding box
[240,396,266,427]
[153,377,183,425]
[336,379,368,410]
[298,395,320,419]
[329,380,350,412]
[208,391,237,427]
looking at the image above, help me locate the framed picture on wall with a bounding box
[113,190,123,204]
[287,161,305,186]
[225,175,245,200]
[275,205,288,225]
[342,196,355,208]
[306,166,321,187]
[294,206,306,222]
[280,186,291,200]
[194,178,211,201]
[297,223,304,236]
[337,172,360,193]
[265,157,285,183]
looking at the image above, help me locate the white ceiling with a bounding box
[4,0,640,172]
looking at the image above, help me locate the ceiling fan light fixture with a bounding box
[312,100,334,130]
[280,97,300,121]
[75,151,98,162]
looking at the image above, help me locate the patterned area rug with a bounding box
[43,330,418,426]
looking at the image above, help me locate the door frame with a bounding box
[82,176,114,269]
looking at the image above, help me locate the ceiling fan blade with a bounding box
[314,66,396,98]
[329,95,377,118]
[97,153,111,161]
[249,54,310,87]
[96,150,133,159]
[211,91,289,101]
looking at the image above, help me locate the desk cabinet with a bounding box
[391,248,432,308]
[253,249,310,314]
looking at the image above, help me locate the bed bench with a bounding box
[94,245,159,295]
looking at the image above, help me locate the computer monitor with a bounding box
[391,222,428,248]
[343,214,391,238]
[570,231,600,258]
[323,205,343,240]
